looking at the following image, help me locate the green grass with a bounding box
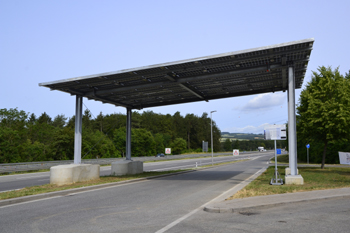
[228,166,350,200]
[270,154,290,163]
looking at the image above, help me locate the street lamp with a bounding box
[210,110,217,166]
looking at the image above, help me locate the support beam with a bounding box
[85,64,284,96]
[287,65,297,175]
[126,108,132,160]
[74,95,83,164]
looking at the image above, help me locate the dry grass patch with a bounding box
[228,166,350,200]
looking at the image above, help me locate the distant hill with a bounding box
[220,132,264,142]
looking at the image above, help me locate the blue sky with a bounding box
[1,0,349,134]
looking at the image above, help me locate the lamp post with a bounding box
[210,110,217,166]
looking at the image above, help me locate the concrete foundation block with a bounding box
[285,175,304,185]
[50,164,100,186]
[285,167,299,175]
[111,160,143,176]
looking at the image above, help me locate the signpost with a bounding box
[339,152,350,165]
[264,124,286,185]
[202,141,208,152]
[306,144,310,164]
[233,149,239,156]
[165,148,171,155]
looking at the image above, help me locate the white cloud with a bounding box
[239,93,286,112]
[223,123,280,134]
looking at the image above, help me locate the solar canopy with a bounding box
[39,38,314,110]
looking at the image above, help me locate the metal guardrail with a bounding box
[0,151,260,174]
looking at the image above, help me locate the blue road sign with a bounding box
[306,144,310,149]
[276,149,281,154]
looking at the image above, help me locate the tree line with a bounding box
[0,109,221,163]
[296,66,350,168]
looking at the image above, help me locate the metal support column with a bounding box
[288,65,297,176]
[270,139,283,185]
[126,108,132,160]
[74,95,83,164]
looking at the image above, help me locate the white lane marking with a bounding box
[0,196,62,209]
[0,171,50,179]
[0,179,150,209]
[144,154,256,166]
[149,157,259,171]
[16,175,49,180]
[154,166,267,233]
[38,179,50,181]
[0,189,21,193]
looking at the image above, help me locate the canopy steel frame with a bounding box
[40,38,314,166]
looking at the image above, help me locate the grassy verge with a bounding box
[0,159,247,200]
[228,166,350,200]
[270,154,349,166]
[270,154,290,163]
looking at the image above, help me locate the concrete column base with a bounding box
[50,164,100,186]
[285,167,299,175]
[285,175,304,185]
[111,160,143,176]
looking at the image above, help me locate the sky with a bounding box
[1,0,349,134]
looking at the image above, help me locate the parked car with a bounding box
[155,153,165,157]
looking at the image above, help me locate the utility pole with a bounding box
[210,110,217,166]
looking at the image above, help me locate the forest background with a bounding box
[0,108,284,164]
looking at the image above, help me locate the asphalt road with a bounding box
[0,152,265,192]
[0,153,272,233]
[170,197,350,233]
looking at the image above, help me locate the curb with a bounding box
[0,159,248,207]
[204,189,350,213]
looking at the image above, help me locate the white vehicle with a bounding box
[258,147,264,152]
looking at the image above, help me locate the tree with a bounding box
[297,66,350,168]
[233,140,240,150]
[52,114,67,128]
[223,138,232,151]
[154,133,165,153]
[37,112,52,125]
[170,138,187,155]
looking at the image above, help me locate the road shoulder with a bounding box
[204,187,350,213]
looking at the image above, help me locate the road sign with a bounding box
[306,144,310,149]
[233,149,239,156]
[202,141,208,152]
[165,148,171,154]
[339,152,350,165]
[264,124,286,140]
[276,149,281,154]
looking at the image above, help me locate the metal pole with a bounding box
[210,110,216,166]
[307,147,309,164]
[74,95,83,164]
[274,140,277,182]
[126,108,132,160]
[288,65,297,176]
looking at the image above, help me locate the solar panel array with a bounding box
[39,38,314,109]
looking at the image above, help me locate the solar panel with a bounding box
[39,38,314,109]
